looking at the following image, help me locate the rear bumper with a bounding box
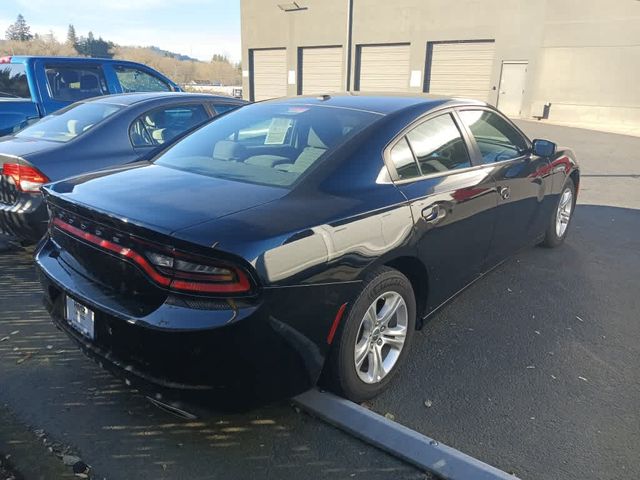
[0,194,47,244]
[35,237,358,405]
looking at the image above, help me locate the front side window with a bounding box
[406,113,471,174]
[154,103,380,188]
[0,63,30,98]
[458,110,528,163]
[16,102,122,143]
[45,65,108,101]
[115,66,171,93]
[130,104,210,147]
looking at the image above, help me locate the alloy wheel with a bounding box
[354,291,408,384]
[555,188,573,238]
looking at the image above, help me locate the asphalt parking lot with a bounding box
[1,121,639,480]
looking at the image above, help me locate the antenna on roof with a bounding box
[317,94,331,101]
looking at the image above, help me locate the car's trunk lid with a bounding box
[45,163,288,235]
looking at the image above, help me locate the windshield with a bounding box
[0,63,30,98]
[16,102,123,142]
[154,103,380,188]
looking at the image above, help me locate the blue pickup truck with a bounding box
[0,55,181,136]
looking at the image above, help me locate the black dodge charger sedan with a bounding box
[35,94,579,406]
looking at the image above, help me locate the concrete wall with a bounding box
[531,0,640,129]
[241,0,640,129]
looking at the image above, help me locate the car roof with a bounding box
[263,92,487,115]
[83,92,247,107]
[10,55,148,64]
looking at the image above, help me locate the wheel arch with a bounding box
[383,256,429,329]
[569,168,580,195]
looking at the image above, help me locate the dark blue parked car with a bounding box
[0,55,182,136]
[0,92,246,243]
[34,94,579,406]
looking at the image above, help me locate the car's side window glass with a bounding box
[212,103,240,115]
[45,65,108,101]
[115,66,171,93]
[458,110,528,163]
[389,137,420,180]
[130,104,209,147]
[406,113,471,174]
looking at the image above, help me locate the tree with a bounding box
[67,24,78,46]
[5,14,33,41]
[75,31,113,58]
[211,53,229,63]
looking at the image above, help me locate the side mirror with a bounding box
[532,138,557,157]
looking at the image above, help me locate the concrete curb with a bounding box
[294,389,518,480]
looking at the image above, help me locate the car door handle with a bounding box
[498,186,510,200]
[422,204,442,223]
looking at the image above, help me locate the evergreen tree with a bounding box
[67,24,78,46]
[5,14,33,41]
[211,53,229,64]
[76,31,113,58]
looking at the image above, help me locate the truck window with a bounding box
[0,63,31,98]
[115,66,172,93]
[45,66,108,102]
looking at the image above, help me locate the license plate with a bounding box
[65,296,95,340]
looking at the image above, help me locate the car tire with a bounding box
[323,266,416,403]
[541,178,576,248]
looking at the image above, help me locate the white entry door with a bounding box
[497,62,528,117]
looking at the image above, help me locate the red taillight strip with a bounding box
[327,303,348,345]
[53,217,171,286]
[172,275,250,293]
[52,217,251,294]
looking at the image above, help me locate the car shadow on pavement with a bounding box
[0,247,423,480]
[369,204,640,480]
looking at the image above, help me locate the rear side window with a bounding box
[130,104,210,147]
[389,137,420,180]
[406,114,471,174]
[458,110,528,163]
[212,103,241,115]
[115,66,171,93]
[45,65,108,102]
[0,63,30,98]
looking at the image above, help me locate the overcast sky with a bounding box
[1,0,241,62]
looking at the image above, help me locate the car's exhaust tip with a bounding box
[145,396,199,420]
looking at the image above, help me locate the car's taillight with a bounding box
[51,217,252,295]
[146,251,251,293]
[2,163,49,193]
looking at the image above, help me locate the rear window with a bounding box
[154,103,380,188]
[16,102,122,143]
[0,63,30,98]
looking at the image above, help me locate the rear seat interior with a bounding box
[212,120,344,174]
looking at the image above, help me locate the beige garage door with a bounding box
[357,44,410,92]
[252,48,287,101]
[428,41,495,101]
[301,46,344,95]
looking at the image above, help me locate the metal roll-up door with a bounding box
[300,46,343,95]
[427,41,495,101]
[357,44,410,92]
[251,48,287,101]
